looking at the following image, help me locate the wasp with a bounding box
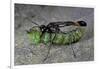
[26,20,87,45]
[26,18,87,61]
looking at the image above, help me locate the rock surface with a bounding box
[14,4,94,65]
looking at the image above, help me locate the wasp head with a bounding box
[40,25,46,32]
[77,21,87,26]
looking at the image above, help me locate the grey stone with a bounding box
[14,3,94,65]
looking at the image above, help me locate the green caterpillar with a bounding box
[27,27,85,45]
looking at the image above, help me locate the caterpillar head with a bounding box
[77,21,87,26]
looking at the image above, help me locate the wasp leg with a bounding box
[43,44,52,63]
[42,33,52,63]
[70,45,77,58]
[25,17,40,26]
[59,30,77,58]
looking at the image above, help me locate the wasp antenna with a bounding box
[25,30,30,33]
[26,17,40,26]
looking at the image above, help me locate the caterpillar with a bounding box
[27,25,85,45]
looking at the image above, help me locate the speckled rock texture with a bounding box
[14,3,94,65]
